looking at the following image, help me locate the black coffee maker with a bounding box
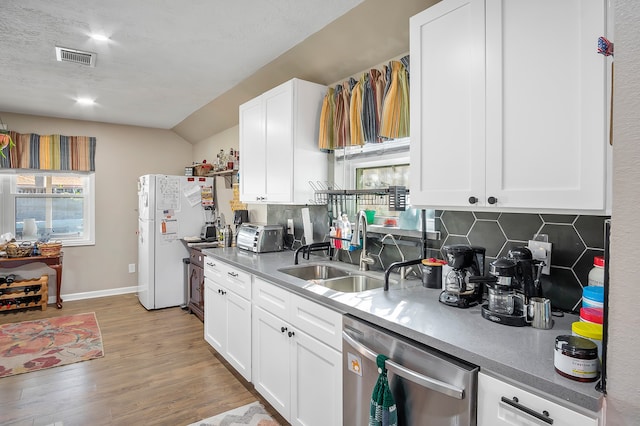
[508,246,542,300]
[480,246,544,326]
[439,244,486,308]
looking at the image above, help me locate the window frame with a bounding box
[0,170,95,246]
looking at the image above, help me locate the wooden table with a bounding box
[0,254,63,308]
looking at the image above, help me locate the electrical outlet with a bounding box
[128,263,136,273]
[528,240,552,275]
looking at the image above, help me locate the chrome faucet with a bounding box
[381,234,407,279]
[351,210,375,271]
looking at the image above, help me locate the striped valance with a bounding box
[0,131,96,171]
[318,55,410,151]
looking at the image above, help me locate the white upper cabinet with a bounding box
[239,78,328,204]
[410,0,609,212]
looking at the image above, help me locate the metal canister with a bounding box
[223,225,233,247]
[421,258,447,288]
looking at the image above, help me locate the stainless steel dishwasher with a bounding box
[343,315,478,425]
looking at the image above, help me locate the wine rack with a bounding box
[0,274,48,312]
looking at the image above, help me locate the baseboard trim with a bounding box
[48,286,138,304]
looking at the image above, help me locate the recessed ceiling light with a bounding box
[90,33,110,42]
[76,97,95,105]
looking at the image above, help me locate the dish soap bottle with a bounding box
[329,225,337,249]
[334,214,343,249]
[341,214,352,248]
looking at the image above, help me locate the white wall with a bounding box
[607,1,640,424]
[192,125,240,226]
[193,124,268,224]
[0,112,193,299]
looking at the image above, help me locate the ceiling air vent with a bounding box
[55,46,97,67]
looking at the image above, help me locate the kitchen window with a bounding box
[356,163,410,220]
[0,171,95,246]
[333,138,430,224]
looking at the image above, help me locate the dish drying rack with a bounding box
[309,182,408,214]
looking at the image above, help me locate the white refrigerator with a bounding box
[137,174,214,310]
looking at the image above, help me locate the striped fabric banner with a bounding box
[0,131,96,171]
[317,55,410,151]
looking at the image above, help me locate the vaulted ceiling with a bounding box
[0,0,437,143]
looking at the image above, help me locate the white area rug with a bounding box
[188,401,280,426]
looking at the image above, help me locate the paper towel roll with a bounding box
[302,208,314,244]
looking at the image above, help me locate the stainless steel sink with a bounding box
[279,264,392,293]
[315,275,386,293]
[279,264,350,281]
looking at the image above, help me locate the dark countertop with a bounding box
[201,247,604,414]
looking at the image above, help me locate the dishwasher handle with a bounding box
[342,330,465,400]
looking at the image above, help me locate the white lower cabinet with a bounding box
[252,277,342,426]
[477,371,599,426]
[203,266,252,382]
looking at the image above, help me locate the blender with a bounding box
[439,244,485,308]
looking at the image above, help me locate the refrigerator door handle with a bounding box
[342,330,465,400]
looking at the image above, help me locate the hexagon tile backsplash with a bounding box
[431,211,610,313]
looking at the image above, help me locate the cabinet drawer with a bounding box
[290,293,342,351]
[218,262,252,300]
[477,372,599,426]
[253,277,290,321]
[203,256,224,280]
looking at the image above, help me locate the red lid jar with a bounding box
[580,307,604,325]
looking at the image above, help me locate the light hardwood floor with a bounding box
[0,293,289,426]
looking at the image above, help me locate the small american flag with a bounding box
[598,36,614,56]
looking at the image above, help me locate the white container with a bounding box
[587,256,605,287]
[341,214,352,241]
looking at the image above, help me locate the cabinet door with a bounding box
[225,291,252,382]
[204,278,225,353]
[263,82,294,203]
[239,96,267,202]
[409,0,487,208]
[477,372,599,426]
[484,0,607,210]
[252,306,291,421]
[290,329,342,426]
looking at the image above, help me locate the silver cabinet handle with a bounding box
[342,330,465,400]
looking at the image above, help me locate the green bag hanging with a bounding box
[369,354,398,426]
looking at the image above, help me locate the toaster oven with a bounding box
[236,223,284,253]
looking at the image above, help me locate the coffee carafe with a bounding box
[439,244,485,308]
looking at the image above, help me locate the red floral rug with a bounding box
[0,312,104,378]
